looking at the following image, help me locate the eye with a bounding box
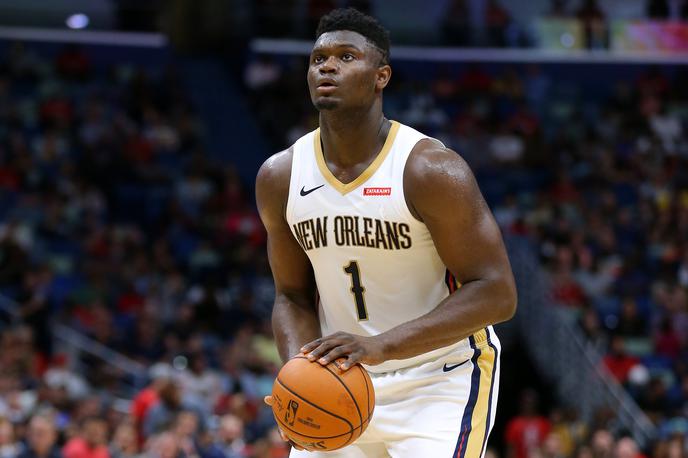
[312,55,325,64]
[342,53,355,61]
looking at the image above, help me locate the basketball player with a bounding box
[256,8,517,458]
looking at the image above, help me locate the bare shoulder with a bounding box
[406,138,474,186]
[256,147,293,193]
[255,148,293,224]
[404,139,481,220]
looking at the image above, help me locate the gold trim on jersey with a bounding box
[314,120,400,195]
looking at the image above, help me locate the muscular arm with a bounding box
[377,140,517,359]
[304,140,516,368]
[255,150,321,362]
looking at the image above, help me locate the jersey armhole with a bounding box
[284,147,299,224]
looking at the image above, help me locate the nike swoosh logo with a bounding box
[300,184,325,196]
[443,359,470,372]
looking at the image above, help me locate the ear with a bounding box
[375,64,392,91]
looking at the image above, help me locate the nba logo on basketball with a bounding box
[285,399,299,426]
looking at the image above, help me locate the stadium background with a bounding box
[0,1,686,457]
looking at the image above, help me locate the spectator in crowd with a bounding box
[615,297,647,337]
[144,380,194,438]
[602,335,640,385]
[18,413,62,458]
[576,0,607,48]
[613,436,645,458]
[505,389,552,458]
[170,411,202,458]
[486,0,512,47]
[109,422,140,458]
[213,414,248,458]
[589,428,614,458]
[62,416,110,458]
[144,432,180,458]
[442,0,471,46]
[131,363,173,446]
[0,417,21,457]
[177,353,222,410]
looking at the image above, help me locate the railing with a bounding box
[51,323,148,396]
[251,38,688,65]
[0,293,147,397]
[506,237,656,447]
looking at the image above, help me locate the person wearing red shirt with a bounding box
[505,390,552,458]
[131,363,173,445]
[602,335,639,384]
[62,417,110,458]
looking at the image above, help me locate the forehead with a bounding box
[313,30,372,53]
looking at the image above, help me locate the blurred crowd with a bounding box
[1,21,688,458]
[197,0,686,49]
[0,42,285,457]
[245,48,688,456]
[498,387,687,458]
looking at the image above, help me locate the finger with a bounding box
[302,332,351,355]
[318,344,355,366]
[340,351,363,371]
[300,339,321,354]
[263,395,273,406]
[309,340,347,363]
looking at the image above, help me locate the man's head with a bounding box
[316,8,390,65]
[27,414,58,455]
[146,432,180,458]
[591,429,614,457]
[81,416,109,448]
[308,8,392,111]
[173,410,199,438]
[613,437,639,458]
[148,362,173,390]
[0,417,14,445]
[158,379,181,408]
[218,414,244,443]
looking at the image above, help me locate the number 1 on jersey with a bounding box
[344,261,368,321]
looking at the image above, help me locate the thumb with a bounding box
[263,395,273,406]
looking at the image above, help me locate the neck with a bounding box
[319,100,387,167]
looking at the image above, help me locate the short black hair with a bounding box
[315,8,391,65]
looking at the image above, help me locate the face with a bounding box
[174,411,199,437]
[219,415,243,442]
[28,417,57,454]
[113,423,137,452]
[83,419,108,446]
[591,430,613,453]
[0,420,13,444]
[614,438,638,458]
[148,433,179,458]
[307,31,391,111]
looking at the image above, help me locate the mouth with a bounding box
[316,83,337,95]
[317,80,337,88]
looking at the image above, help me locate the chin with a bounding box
[314,98,339,111]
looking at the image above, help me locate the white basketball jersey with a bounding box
[286,121,471,373]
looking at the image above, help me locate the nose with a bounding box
[319,55,338,73]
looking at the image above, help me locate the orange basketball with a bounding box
[271,355,375,452]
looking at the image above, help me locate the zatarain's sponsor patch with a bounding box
[363,187,391,196]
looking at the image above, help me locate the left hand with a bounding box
[300,332,386,370]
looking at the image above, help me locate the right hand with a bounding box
[264,395,305,451]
